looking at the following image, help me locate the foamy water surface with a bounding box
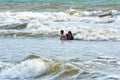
[0,9,120,41]
[0,0,120,80]
[0,38,120,80]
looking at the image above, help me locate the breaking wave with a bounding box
[0,23,119,41]
[0,9,120,41]
[0,54,120,80]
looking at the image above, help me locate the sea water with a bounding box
[0,0,120,80]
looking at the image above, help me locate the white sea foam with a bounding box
[0,9,120,40]
[0,59,48,79]
[0,9,119,23]
[0,54,120,80]
[0,23,120,41]
[74,27,120,41]
[0,62,14,70]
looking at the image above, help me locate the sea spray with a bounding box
[0,59,48,79]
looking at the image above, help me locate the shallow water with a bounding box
[0,38,120,80]
[0,0,120,80]
[0,37,119,61]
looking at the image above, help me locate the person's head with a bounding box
[60,30,64,34]
[68,31,72,36]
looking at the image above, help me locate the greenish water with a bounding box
[0,0,120,3]
[0,0,120,12]
[0,2,120,12]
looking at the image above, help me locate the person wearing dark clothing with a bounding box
[66,31,74,40]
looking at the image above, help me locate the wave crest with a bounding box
[0,54,120,79]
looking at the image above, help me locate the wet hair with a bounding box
[60,30,64,34]
[68,31,74,40]
[68,31,72,35]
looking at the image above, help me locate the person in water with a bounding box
[66,31,74,40]
[60,30,67,40]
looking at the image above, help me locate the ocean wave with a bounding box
[0,54,120,80]
[0,23,120,41]
[0,54,79,79]
[0,23,27,30]
[0,9,120,40]
[0,9,119,23]
[74,27,120,41]
[0,59,48,79]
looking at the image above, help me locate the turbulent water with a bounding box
[0,0,120,80]
[0,10,120,41]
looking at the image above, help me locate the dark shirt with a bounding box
[66,34,74,40]
[70,36,74,40]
